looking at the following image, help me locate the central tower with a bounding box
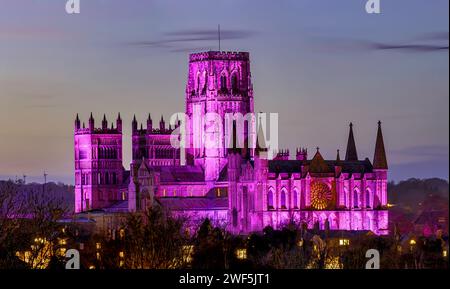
[185,51,255,181]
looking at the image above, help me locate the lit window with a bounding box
[96,252,101,260]
[119,229,125,239]
[236,248,247,260]
[119,251,124,258]
[267,190,274,210]
[280,190,287,209]
[443,250,448,258]
[409,239,416,245]
[96,242,101,250]
[339,239,350,246]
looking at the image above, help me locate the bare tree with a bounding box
[122,205,189,269]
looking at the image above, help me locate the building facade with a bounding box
[74,51,389,235]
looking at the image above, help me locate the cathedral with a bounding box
[73,51,389,235]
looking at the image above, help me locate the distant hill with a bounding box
[388,178,449,234]
[0,180,75,212]
[389,178,449,212]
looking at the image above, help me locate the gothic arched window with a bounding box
[280,189,287,209]
[220,74,227,92]
[343,188,348,208]
[353,189,359,208]
[231,73,239,92]
[232,208,238,227]
[365,189,371,208]
[293,189,299,209]
[267,189,274,210]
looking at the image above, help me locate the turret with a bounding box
[116,113,122,133]
[274,149,289,160]
[74,114,81,130]
[102,114,108,130]
[345,122,358,161]
[132,114,138,134]
[147,113,153,133]
[89,112,95,132]
[296,148,307,161]
[159,115,165,131]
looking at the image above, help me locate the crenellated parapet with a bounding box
[189,51,250,62]
[74,113,122,135]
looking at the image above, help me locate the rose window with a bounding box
[310,181,332,210]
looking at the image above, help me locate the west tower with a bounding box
[74,113,124,213]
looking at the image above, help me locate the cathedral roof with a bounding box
[309,149,333,173]
[159,197,228,211]
[268,158,374,176]
[156,166,205,182]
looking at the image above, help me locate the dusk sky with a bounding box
[0,0,448,184]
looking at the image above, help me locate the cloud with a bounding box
[126,29,257,52]
[309,31,449,53]
[366,42,448,52]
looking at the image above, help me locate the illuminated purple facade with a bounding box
[74,51,389,235]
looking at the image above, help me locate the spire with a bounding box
[345,122,358,161]
[132,114,137,133]
[336,149,341,162]
[102,114,108,129]
[89,112,95,131]
[116,113,122,133]
[75,113,80,130]
[147,113,153,132]
[160,115,165,131]
[373,121,388,169]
